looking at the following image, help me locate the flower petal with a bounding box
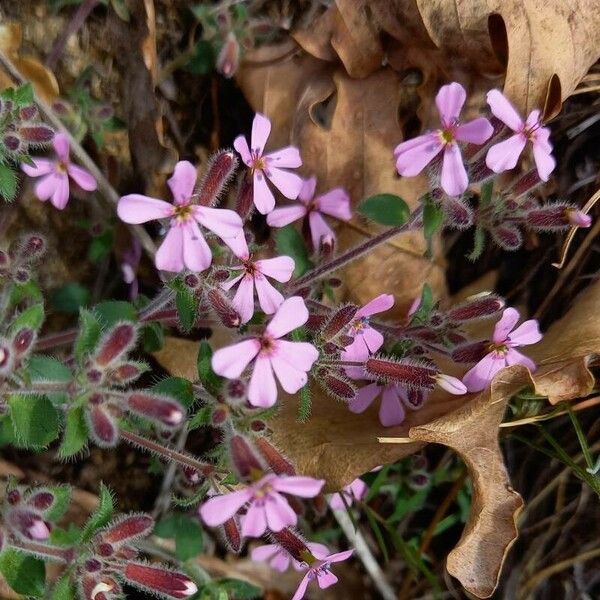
[251,113,271,155]
[251,544,279,562]
[194,206,243,250]
[21,158,53,177]
[486,90,524,131]
[182,221,212,272]
[436,82,466,124]
[232,275,256,324]
[233,135,251,165]
[485,134,527,174]
[328,549,354,563]
[266,204,306,228]
[264,493,297,531]
[349,382,381,414]
[221,271,244,292]
[267,167,303,200]
[117,194,173,224]
[248,356,278,407]
[455,117,494,144]
[51,174,70,209]
[270,354,309,394]
[317,570,338,589]
[507,319,542,346]
[34,173,57,201]
[356,294,395,318]
[212,339,260,378]
[255,274,284,315]
[271,552,292,572]
[265,146,302,168]
[394,133,443,176]
[168,160,197,204]
[199,489,252,526]
[505,348,536,371]
[493,307,521,344]
[241,501,267,537]
[266,296,309,338]
[532,142,556,182]
[272,476,325,497]
[256,256,295,282]
[362,327,384,354]
[67,164,97,191]
[441,143,468,197]
[308,211,334,251]
[52,133,70,161]
[155,227,184,272]
[253,171,276,214]
[379,385,406,426]
[462,352,506,392]
[316,188,352,220]
[276,340,319,372]
[298,176,317,203]
[291,574,311,600]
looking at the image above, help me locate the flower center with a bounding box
[172,203,193,224]
[522,120,542,140]
[259,334,276,355]
[250,150,267,174]
[439,127,455,145]
[243,258,258,276]
[350,316,369,334]
[488,342,508,356]
[55,161,68,174]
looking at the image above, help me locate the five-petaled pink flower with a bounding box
[117,160,245,273]
[222,241,295,324]
[251,542,329,572]
[329,477,367,511]
[292,549,354,600]
[267,176,352,250]
[21,133,97,209]
[199,473,324,537]
[394,82,493,197]
[234,113,303,214]
[485,90,555,181]
[211,296,319,407]
[462,307,542,392]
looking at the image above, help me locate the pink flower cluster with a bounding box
[394,82,556,197]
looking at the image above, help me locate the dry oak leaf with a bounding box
[237,49,446,319]
[294,0,600,118]
[528,279,600,405]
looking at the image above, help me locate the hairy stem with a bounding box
[9,538,73,563]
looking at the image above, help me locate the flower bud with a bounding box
[181,466,202,485]
[17,234,46,261]
[321,371,357,401]
[505,168,543,199]
[19,105,37,121]
[19,125,54,143]
[26,490,54,511]
[196,150,237,206]
[565,208,592,228]
[365,357,437,390]
[102,514,154,545]
[116,544,139,560]
[305,314,326,332]
[3,134,20,151]
[270,528,310,564]
[216,32,240,78]
[434,373,467,395]
[211,407,229,426]
[109,362,145,385]
[451,341,489,364]
[467,155,495,184]
[320,305,358,341]
[87,405,119,448]
[8,509,50,540]
[126,393,185,428]
[228,434,265,481]
[7,489,20,505]
[207,288,241,328]
[12,328,35,356]
[221,517,242,553]
[409,472,430,490]
[491,224,522,251]
[225,379,246,402]
[447,294,504,322]
[254,436,296,476]
[123,563,198,598]
[14,267,30,283]
[235,175,254,221]
[184,273,202,289]
[85,558,102,572]
[404,388,427,410]
[95,323,137,367]
[250,419,266,432]
[97,542,114,556]
[443,197,473,229]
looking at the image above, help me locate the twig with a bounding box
[332,508,397,600]
[0,50,157,260]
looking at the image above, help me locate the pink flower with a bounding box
[251,542,329,572]
[485,90,556,181]
[234,113,303,214]
[21,133,97,209]
[566,208,592,228]
[462,307,542,392]
[199,473,324,537]
[222,243,295,324]
[329,478,367,511]
[434,373,468,395]
[211,296,319,407]
[267,176,352,250]
[117,160,245,273]
[292,549,354,600]
[394,82,493,197]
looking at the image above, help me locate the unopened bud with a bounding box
[319,234,335,257]
[85,558,102,572]
[365,358,437,390]
[19,105,37,121]
[404,388,427,410]
[12,328,35,355]
[207,288,240,328]
[434,373,467,395]
[250,419,266,432]
[216,32,240,78]
[110,362,144,385]
[184,273,201,289]
[451,341,488,364]
[14,267,30,283]
[87,405,119,448]
[505,168,542,199]
[123,563,198,598]
[565,208,592,228]
[328,277,342,288]
[222,517,242,553]
[211,407,229,426]
[102,514,154,545]
[235,175,254,221]
[467,155,495,183]
[7,489,20,505]
[182,466,202,485]
[228,434,265,481]
[225,379,246,402]
[127,393,185,428]
[409,472,430,490]
[254,436,296,476]
[19,126,54,143]
[17,234,46,260]
[447,294,504,322]
[95,323,137,367]
[305,314,326,332]
[270,528,310,564]
[320,304,358,341]
[443,197,473,229]
[491,224,522,251]
[196,150,237,206]
[97,542,114,557]
[3,134,20,151]
[26,490,54,510]
[322,371,357,401]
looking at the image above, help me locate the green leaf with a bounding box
[155,513,204,561]
[275,225,312,277]
[0,550,45,596]
[95,300,137,325]
[80,483,113,541]
[467,226,486,262]
[10,279,43,304]
[480,180,494,207]
[88,229,114,263]
[28,354,73,383]
[9,303,44,335]
[359,193,410,226]
[409,284,434,325]
[51,283,90,314]
[176,288,197,333]
[58,407,88,458]
[74,308,102,362]
[197,341,224,397]
[141,321,164,353]
[13,82,34,105]
[422,199,445,240]
[185,40,215,74]
[216,578,262,599]
[50,573,76,600]
[188,405,211,430]
[44,485,72,521]
[0,164,18,203]
[110,0,130,20]
[297,384,312,423]
[50,523,83,546]
[152,377,194,408]
[8,394,60,448]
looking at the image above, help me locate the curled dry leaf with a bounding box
[293,0,600,117]
[237,47,446,318]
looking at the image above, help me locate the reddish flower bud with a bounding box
[86,368,104,384]
[85,558,102,572]
[491,224,522,251]
[184,273,201,289]
[19,125,54,143]
[116,544,139,560]
[505,168,542,199]
[365,357,437,390]
[211,407,229,426]
[228,434,265,481]
[221,517,242,553]
[225,379,246,402]
[451,341,489,364]
[12,328,35,355]
[321,371,357,401]
[109,362,145,385]
[270,528,310,563]
[97,542,114,556]
[565,208,592,228]
[127,393,185,428]
[19,234,46,259]
[87,405,119,447]
[95,323,137,367]
[26,490,54,511]
[3,134,20,151]
[196,150,237,206]
[447,294,504,322]
[467,154,495,183]
[216,32,240,78]
[305,313,326,333]
[123,563,197,598]
[14,267,30,283]
[254,436,296,476]
[6,489,20,505]
[443,197,473,229]
[102,514,154,545]
[250,419,266,432]
[19,105,37,121]
[181,466,202,485]
[328,277,343,288]
[409,472,430,490]
[8,509,50,540]
[235,175,254,221]
[320,304,358,341]
[81,575,121,600]
[207,288,240,328]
